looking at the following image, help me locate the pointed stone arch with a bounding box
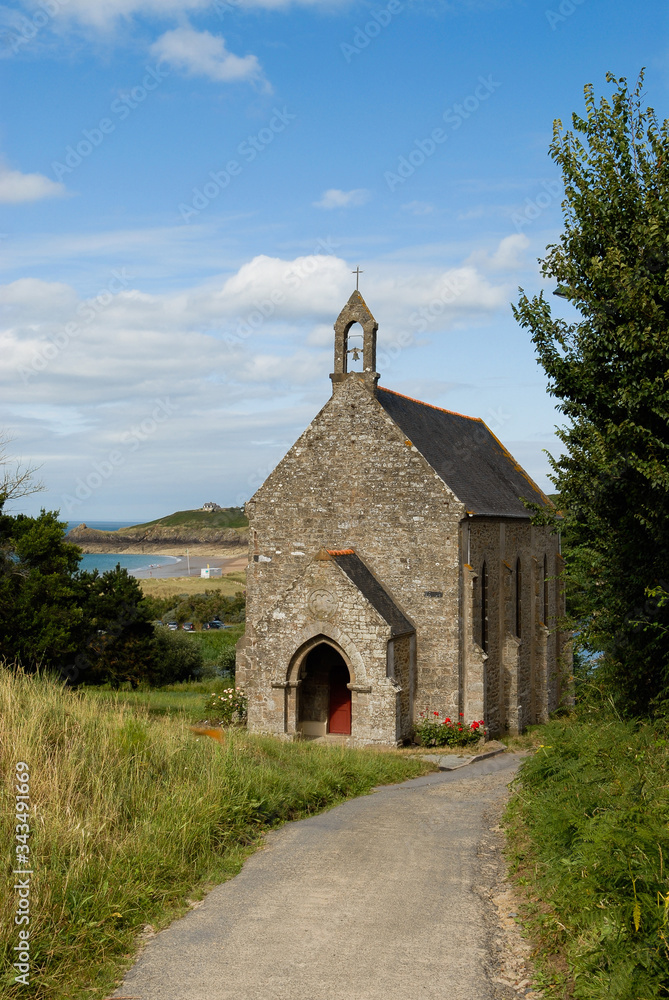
[286,626,365,688]
[284,627,368,738]
[331,289,379,391]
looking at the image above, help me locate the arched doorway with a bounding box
[298,643,352,736]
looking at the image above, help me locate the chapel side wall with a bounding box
[468,517,562,735]
[243,377,466,720]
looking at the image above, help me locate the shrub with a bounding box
[149,628,204,685]
[203,687,247,725]
[414,711,486,747]
[151,591,246,626]
[506,706,669,999]
[217,643,236,676]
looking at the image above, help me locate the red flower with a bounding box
[459,712,464,717]
[444,717,451,723]
[433,711,439,716]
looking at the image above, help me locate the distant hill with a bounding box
[127,507,248,531]
[68,508,248,555]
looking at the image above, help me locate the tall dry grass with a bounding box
[0,670,426,999]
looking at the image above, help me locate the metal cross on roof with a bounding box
[352,266,363,291]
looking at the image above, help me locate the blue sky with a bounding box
[1,0,667,521]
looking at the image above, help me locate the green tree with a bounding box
[0,508,88,669]
[0,506,202,686]
[70,565,158,688]
[513,72,669,714]
[150,628,204,685]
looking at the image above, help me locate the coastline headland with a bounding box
[67,507,248,559]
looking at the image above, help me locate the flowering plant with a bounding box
[203,687,248,726]
[413,711,486,748]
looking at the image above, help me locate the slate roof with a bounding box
[327,550,414,636]
[376,387,552,519]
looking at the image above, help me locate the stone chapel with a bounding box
[236,290,568,745]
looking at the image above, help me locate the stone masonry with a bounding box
[236,290,568,744]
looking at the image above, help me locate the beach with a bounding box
[130,552,247,580]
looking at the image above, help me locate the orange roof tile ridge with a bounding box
[328,548,355,556]
[376,386,483,423]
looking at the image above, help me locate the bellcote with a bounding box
[330,290,379,395]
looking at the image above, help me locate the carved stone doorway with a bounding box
[298,643,351,737]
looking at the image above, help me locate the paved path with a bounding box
[113,754,523,1000]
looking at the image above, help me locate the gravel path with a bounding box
[112,753,540,1000]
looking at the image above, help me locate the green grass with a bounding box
[505,704,669,1000]
[188,626,243,668]
[124,507,248,531]
[0,670,430,1000]
[82,678,231,720]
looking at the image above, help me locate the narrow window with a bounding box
[543,554,548,625]
[515,557,522,638]
[481,560,488,653]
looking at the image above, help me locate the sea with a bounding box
[65,521,180,576]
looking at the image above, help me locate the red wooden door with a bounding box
[328,665,351,735]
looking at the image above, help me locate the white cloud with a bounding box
[30,0,212,30]
[457,206,486,221]
[488,233,530,270]
[0,165,66,204]
[402,201,434,216]
[1,246,545,519]
[30,0,353,29]
[150,25,266,86]
[313,188,370,210]
[467,233,530,272]
[0,251,513,410]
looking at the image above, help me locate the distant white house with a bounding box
[201,566,223,579]
[201,501,223,512]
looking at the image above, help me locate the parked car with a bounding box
[203,621,223,630]
[167,621,178,630]
[182,622,195,632]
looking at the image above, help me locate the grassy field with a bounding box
[82,678,233,721]
[188,625,244,671]
[139,571,246,600]
[505,705,669,1000]
[0,670,430,1000]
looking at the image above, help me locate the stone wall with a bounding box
[238,369,568,743]
[467,517,565,735]
[241,374,465,734]
[237,552,409,745]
